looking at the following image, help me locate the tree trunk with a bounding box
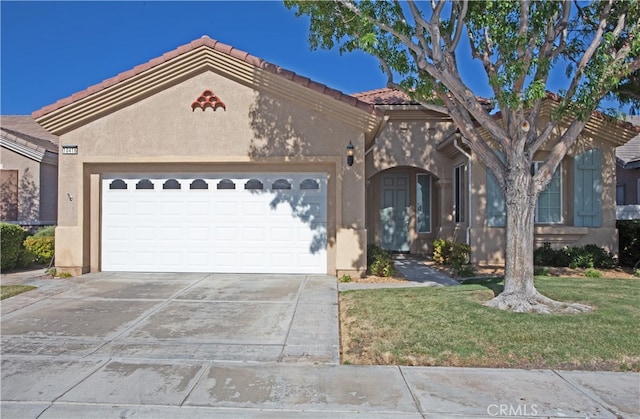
[484,161,592,314]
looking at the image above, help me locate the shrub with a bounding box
[534,266,550,276]
[433,239,470,267]
[23,236,55,264]
[617,220,640,267]
[34,225,55,237]
[0,223,31,271]
[432,238,451,265]
[449,243,471,268]
[367,245,395,277]
[534,243,616,269]
[339,274,352,283]
[454,264,476,278]
[584,268,602,278]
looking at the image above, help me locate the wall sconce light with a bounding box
[346,141,355,167]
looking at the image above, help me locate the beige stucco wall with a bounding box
[54,70,368,276]
[470,131,621,265]
[365,114,465,255]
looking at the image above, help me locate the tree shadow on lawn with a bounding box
[458,277,504,296]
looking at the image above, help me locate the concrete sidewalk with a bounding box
[2,360,638,418]
[2,269,639,418]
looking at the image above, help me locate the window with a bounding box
[416,174,431,233]
[109,179,127,190]
[485,162,562,226]
[616,185,625,205]
[217,179,236,190]
[454,165,466,223]
[300,179,320,190]
[135,179,154,190]
[244,179,263,190]
[533,162,562,224]
[272,179,292,190]
[163,179,181,190]
[190,179,208,190]
[486,170,506,227]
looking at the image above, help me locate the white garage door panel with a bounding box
[102,174,327,273]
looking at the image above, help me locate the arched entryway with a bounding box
[366,166,440,254]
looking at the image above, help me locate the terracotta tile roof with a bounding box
[352,88,419,105]
[353,87,493,108]
[1,115,59,154]
[616,115,640,166]
[33,36,377,119]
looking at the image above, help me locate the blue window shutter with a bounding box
[574,149,602,227]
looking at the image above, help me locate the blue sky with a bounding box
[1,1,392,115]
[1,1,624,117]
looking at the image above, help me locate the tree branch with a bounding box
[448,0,468,52]
[565,0,613,99]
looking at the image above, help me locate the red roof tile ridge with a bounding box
[33,35,378,120]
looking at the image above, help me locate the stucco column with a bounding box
[436,178,454,239]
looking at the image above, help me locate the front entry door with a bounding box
[380,174,410,251]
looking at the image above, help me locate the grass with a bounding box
[1,285,36,300]
[340,276,640,371]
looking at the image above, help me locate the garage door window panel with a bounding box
[273,179,292,190]
[245,179,264,190]
[136,179,155,190]
[163,179,181,189]
[109,179,128,190]
[300,179,320,190]
[217,179,235,190]
[190,179,209,190]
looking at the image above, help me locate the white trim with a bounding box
[0,136,46,162]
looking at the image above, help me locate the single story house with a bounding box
[32,36,639,276]
[1,115,58,229]
[616,116,640,219]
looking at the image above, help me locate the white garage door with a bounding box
[101,173,327,273]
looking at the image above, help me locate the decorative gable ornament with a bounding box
[191,90,226,112]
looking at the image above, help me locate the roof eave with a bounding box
[33,38,382,135]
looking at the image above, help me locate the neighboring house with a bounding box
[32,36,639,276]
[615,115,640,220]
[0,115,58,229]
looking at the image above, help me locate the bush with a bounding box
[617,220,640,267]
[34,225,55,237]
[339,274,352,283]
[23,236,54,264]
[533,243,617,269]
[454,264,476,278]
[0,223,31,271]
[432,238,452,265]
[367,245,395,277]
[433,239,470,268]
[584,268,602,278]
[432,239,473,277]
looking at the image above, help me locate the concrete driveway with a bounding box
[1,272,339,364]
[2,271,638,418]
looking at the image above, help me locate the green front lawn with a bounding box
[340,277,640,371]
[1,285,36,300]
